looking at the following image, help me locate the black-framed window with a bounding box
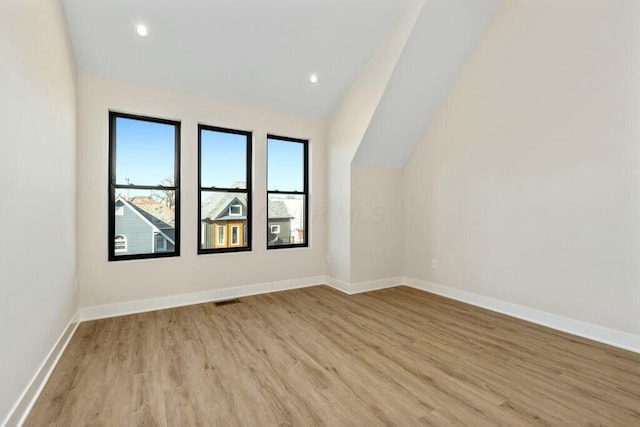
[198,125,252,254]
[267,134,309,249]
[108,112,181,261]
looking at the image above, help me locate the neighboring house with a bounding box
[200,193,249,249]
[267,199,294,245]
[114,197,175,255]
[282,198,305,244]
[200,192,294,248]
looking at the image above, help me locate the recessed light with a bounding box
[136,24,149,38]
[309,73,319,84]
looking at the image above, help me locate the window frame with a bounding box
[198,124,253,254]
[230,225,240,246]
[217,225,226,247]
[155,233,168,252]
[266,134,309,250]
[229,204,242,216]
[108,111,181,262]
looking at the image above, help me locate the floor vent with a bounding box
[214,299,241,307]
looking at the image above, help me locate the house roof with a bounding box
[130,197,175,226]
[116,197,175,244]
[201,193,247,221]
[268,200,294,219]
[229,181,246,189]
[201,192,293,221]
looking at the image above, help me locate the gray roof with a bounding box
[201,193,247,221]
[268,200,293,219]
[128,202,174,231]
[116,198,175,244]
[200,192,293,221]
[130,197,175,226]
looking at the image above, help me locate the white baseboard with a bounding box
[325,276,403,295]
[3,311,80,427]
[403,277,640,354]
[324,276,351,293]
[79,275,325,321]
[8,275,639,427]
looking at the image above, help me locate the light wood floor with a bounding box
[26,286,640,426]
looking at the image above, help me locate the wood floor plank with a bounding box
[25,286,640,426]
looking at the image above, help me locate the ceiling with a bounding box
[62,0,409,118]
[353,0,500,168]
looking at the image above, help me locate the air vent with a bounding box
[214,299,241,307]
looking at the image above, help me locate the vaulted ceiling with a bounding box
[62,0,409,118]
[353,0,500,168]
[62,0,500,168]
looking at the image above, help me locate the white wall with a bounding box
[350,165,403,283]
[404,0,640,335]
[0,0,78,422]
[77,74,326,308]
[326,0,423,282]
[353,0,499,168]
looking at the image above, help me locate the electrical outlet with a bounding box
[431,259,439,270]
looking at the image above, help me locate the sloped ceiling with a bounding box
[63,0,500,161]
[62,0,409,118]
[353,0,500,168]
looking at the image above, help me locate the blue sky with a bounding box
[115,117,175,185]
[201,129,247,188]
[267,138,304,192]
[116,117,304,191]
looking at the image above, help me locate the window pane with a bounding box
[115,117,176,186]
[113,189,176,256]
[267,194,305,246]
[231,226,239,245]
[114,235,127,252]
[267,138,304,192]
[200,191,249,250]
[201,129,247,189]
[217,225,226,246]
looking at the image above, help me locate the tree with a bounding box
[153,176,175,209]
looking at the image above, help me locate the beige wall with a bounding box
[3,5,640,423]
[77,74,327,308]
[327,0,423,282]
[404,0,640,334]
[351,165,403,283]
[0,0,78,421]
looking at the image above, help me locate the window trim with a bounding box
[155,233,168,252]
[229,204,242,216]
[270,224,281,234]
[266,134,309,250]
[230,224,240,246]
[216,224,226,247]
[108,111,181,261]
[198,124,252,254]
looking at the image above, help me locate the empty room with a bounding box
[2,0,639,425]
